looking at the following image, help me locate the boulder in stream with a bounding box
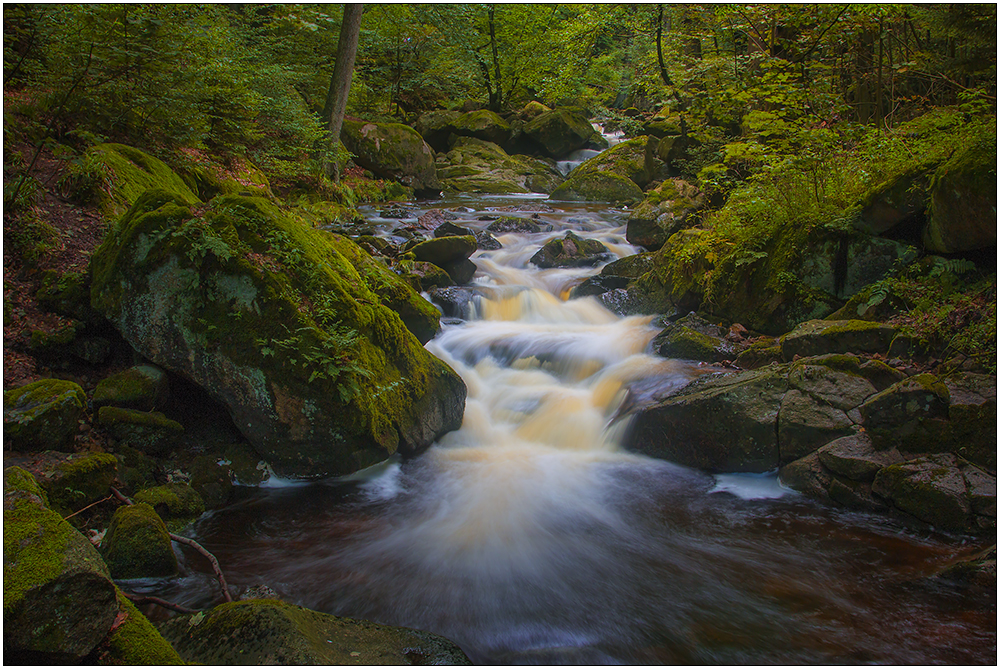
[529,231,611,268]
[341,120,441,196]
[90,191,466,478]
[522,108,597,159]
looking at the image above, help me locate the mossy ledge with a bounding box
[89,190,466,477]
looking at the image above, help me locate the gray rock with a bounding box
[780,319,897,360]
[4,379,87,452]
[778,452,832,501]
[872,453,972,532]
[787,361,877,410]
[816,432,902,482]
[777,390,855,463]
[859,373,951,451]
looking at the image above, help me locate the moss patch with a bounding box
[99,503,178,580]
[4,379,87,452]
[97,588,184,665]
[133,483,205,531]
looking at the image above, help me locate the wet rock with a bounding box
[99,503,179,579]
[188,455,234,509]
[859,373,951,451]
[529,231,610,268]
[4,467,119,663]
[474,230,503,250]
[441,258,478,285]
[432,220,473,238]
[652,315,737,363]
[427,286,477,319]
[487,216,545,234]
[816,432,902,482]
[4,379,87,452]
[437,137,564,194]
[828,476,887,510]
[96,589,185,665]
[571,275,630,298]
[410,235,477,268]
[872,453,972,532]
[787,356,878,410]
[778,451,832,501]
[943,372,997,471]
[549,136,657,204]
[522,108,596,159]
[627,366,787,473]
[961,463,997,519]
[379,206,413,220]
[779,319,897,360]
[157,599,471,665]
[92,364,169,412]
[399,260,453,292]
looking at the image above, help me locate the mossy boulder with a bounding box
[923,132,997,253]
[42,452,118,515]
[549,171,644,205]
[188,455,235,509]
[626,366,788,472]
[341,120,441,196]
[413,110,463,152]
[98,407,184,456]
[437,137,563,194]
[943,372,996,471]
[4,379,87,452]
[779,319,897,360]
[854,168,930,235]
[93,364,169,412]
[652,314,737,363]
[99,503,178,580]
[451,109,511,146]
[486,216,546,234]
[626,179,705,250]
[777,390,856,463]
[94,588,184,665]
[550,136,658,204]
[872,454,973,532]
[64,143,200,219]
[157,599,471,665]
[133,483,205,531]
[519,100,551,120]
[4,468,119,662]
[179,157,273,201]
[816,432,902,483]
[89,192,465,478]
[859,373,951,451]
[529,231,610,268]
[410,235,477,268]
[522,109,596,159]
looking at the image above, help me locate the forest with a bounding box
[3,3,997,665]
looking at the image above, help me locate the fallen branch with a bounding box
[121,592,199,615]
[110,486,233,603]
[63,494,115,521]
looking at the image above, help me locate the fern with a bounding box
[858,282,892,316]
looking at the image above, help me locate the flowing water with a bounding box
[155,193,995,664]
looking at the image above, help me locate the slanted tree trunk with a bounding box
[322,3,364,181]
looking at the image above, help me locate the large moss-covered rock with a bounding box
[4,379,87,452]
[410,235,477,268]
[341,120,441,195]
[64,143,200,218]
[97,406,184,456]
[652,314,737,363]
[437,137,563,194]
[4,467,119,662]
[99,503,178,579]
[779,319,897,360]
[157,599,471,665]
[42,452,118,515]
[943,372,996,471]
[859,373,951,451]
[777,390,855,463]
[627,366,788,472]
[626,179,705,250]
[95,588,184,665]
[90,192,466,478]
[179,156,273,201]
[923,132,997,253]
[522,109,596,159]
[451,110,511,146]
[414,110,463,152]
[854,168,930,235]
[133,482,205,531]
[872,453,973,532]
[549,136,658,204]
[92,364,169,412]
[529,231,610,268]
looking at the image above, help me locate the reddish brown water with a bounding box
[150,195,995,664]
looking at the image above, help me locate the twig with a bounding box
[121,592,199,615]
[110,486,233,603]
[63,494,115,521]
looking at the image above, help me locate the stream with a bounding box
[149,191,994,664]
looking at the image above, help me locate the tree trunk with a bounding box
[323,3,364,181]
[656,5,675,87]
[487,5,502,111]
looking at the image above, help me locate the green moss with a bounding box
[133,483,205,530]
[35,271,97,322]
[66,144,200,219]
[99,503,178,579]
[99,588,183,665]
[8,213,60,262]
[4,379,87,452]
[4,466,49,505]
[93,366,167,411]
[45,453,119,514]
[550,171,644,204]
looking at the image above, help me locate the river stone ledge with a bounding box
[624,354,996,535]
